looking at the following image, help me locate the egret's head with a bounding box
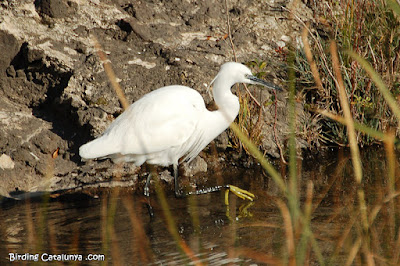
[220,62,282,91]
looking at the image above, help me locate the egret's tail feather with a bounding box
[79,137,118,160]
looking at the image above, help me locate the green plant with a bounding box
[298,0,400,145]
[227,60,273,154]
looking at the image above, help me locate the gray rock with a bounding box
[181,157,208,177]
[0,154,14,170]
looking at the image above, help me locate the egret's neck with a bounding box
[212,75,240,123]
[193,73,240,152]
[198,76,239,148]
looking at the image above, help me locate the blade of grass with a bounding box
[48,221,61,265]
[387,0,400,16]
[288,46,299,221]
[101,195,108,266]
[110,226,122,266]
[92,35,129,111]
[226,195,238,262]
[384,130,397,251]
[384,131,396,192]
[296,181,314,264]
[331,42,363,184]
[369,192,400,226]
[301,26,324,94]
[36,155,54,255]
[154,178,203,266]
[91,37,130,265]
[103,172,122,264]
[229,122,286,193]
[345,236,362,266]
[187,190,203,262]
[331,41,373,264]
[69,228,80,266]
[308,231,325,265]
[329,215,357,265]
[25,200,36,251]
[316,109,389,142]
[276,199,296,266]
[122,196,153,264]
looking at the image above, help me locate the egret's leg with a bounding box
[173,164,183,197]
[185,185,255,202]
[144,173,152,197]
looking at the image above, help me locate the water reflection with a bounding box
[0,148,399,264]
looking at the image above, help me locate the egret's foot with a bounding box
[224,185,255,205]
[238,201,254,218]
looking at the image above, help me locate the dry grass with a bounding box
[296,0,400,146]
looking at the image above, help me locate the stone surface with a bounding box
[0,154,14,170]
[181,156,208,177]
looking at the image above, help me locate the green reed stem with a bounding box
[288,46,299,222]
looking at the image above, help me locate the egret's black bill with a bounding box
[248,75,282,91]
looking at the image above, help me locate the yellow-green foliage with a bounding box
[298,0,400,145]
[228,60,274,154]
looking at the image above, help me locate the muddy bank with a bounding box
[0,0,315,198]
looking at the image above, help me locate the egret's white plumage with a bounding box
[80,85,206,166]
[79,62,280,196]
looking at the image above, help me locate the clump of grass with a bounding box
[228,60,278,155]
[297,0,400,145]
[229,86,263,154]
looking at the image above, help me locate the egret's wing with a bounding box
[102,86,205,156]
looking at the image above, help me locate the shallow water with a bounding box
[1,148,399,265]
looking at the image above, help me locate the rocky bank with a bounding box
[0,0,314,199]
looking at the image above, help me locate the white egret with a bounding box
[79,62,281,197]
